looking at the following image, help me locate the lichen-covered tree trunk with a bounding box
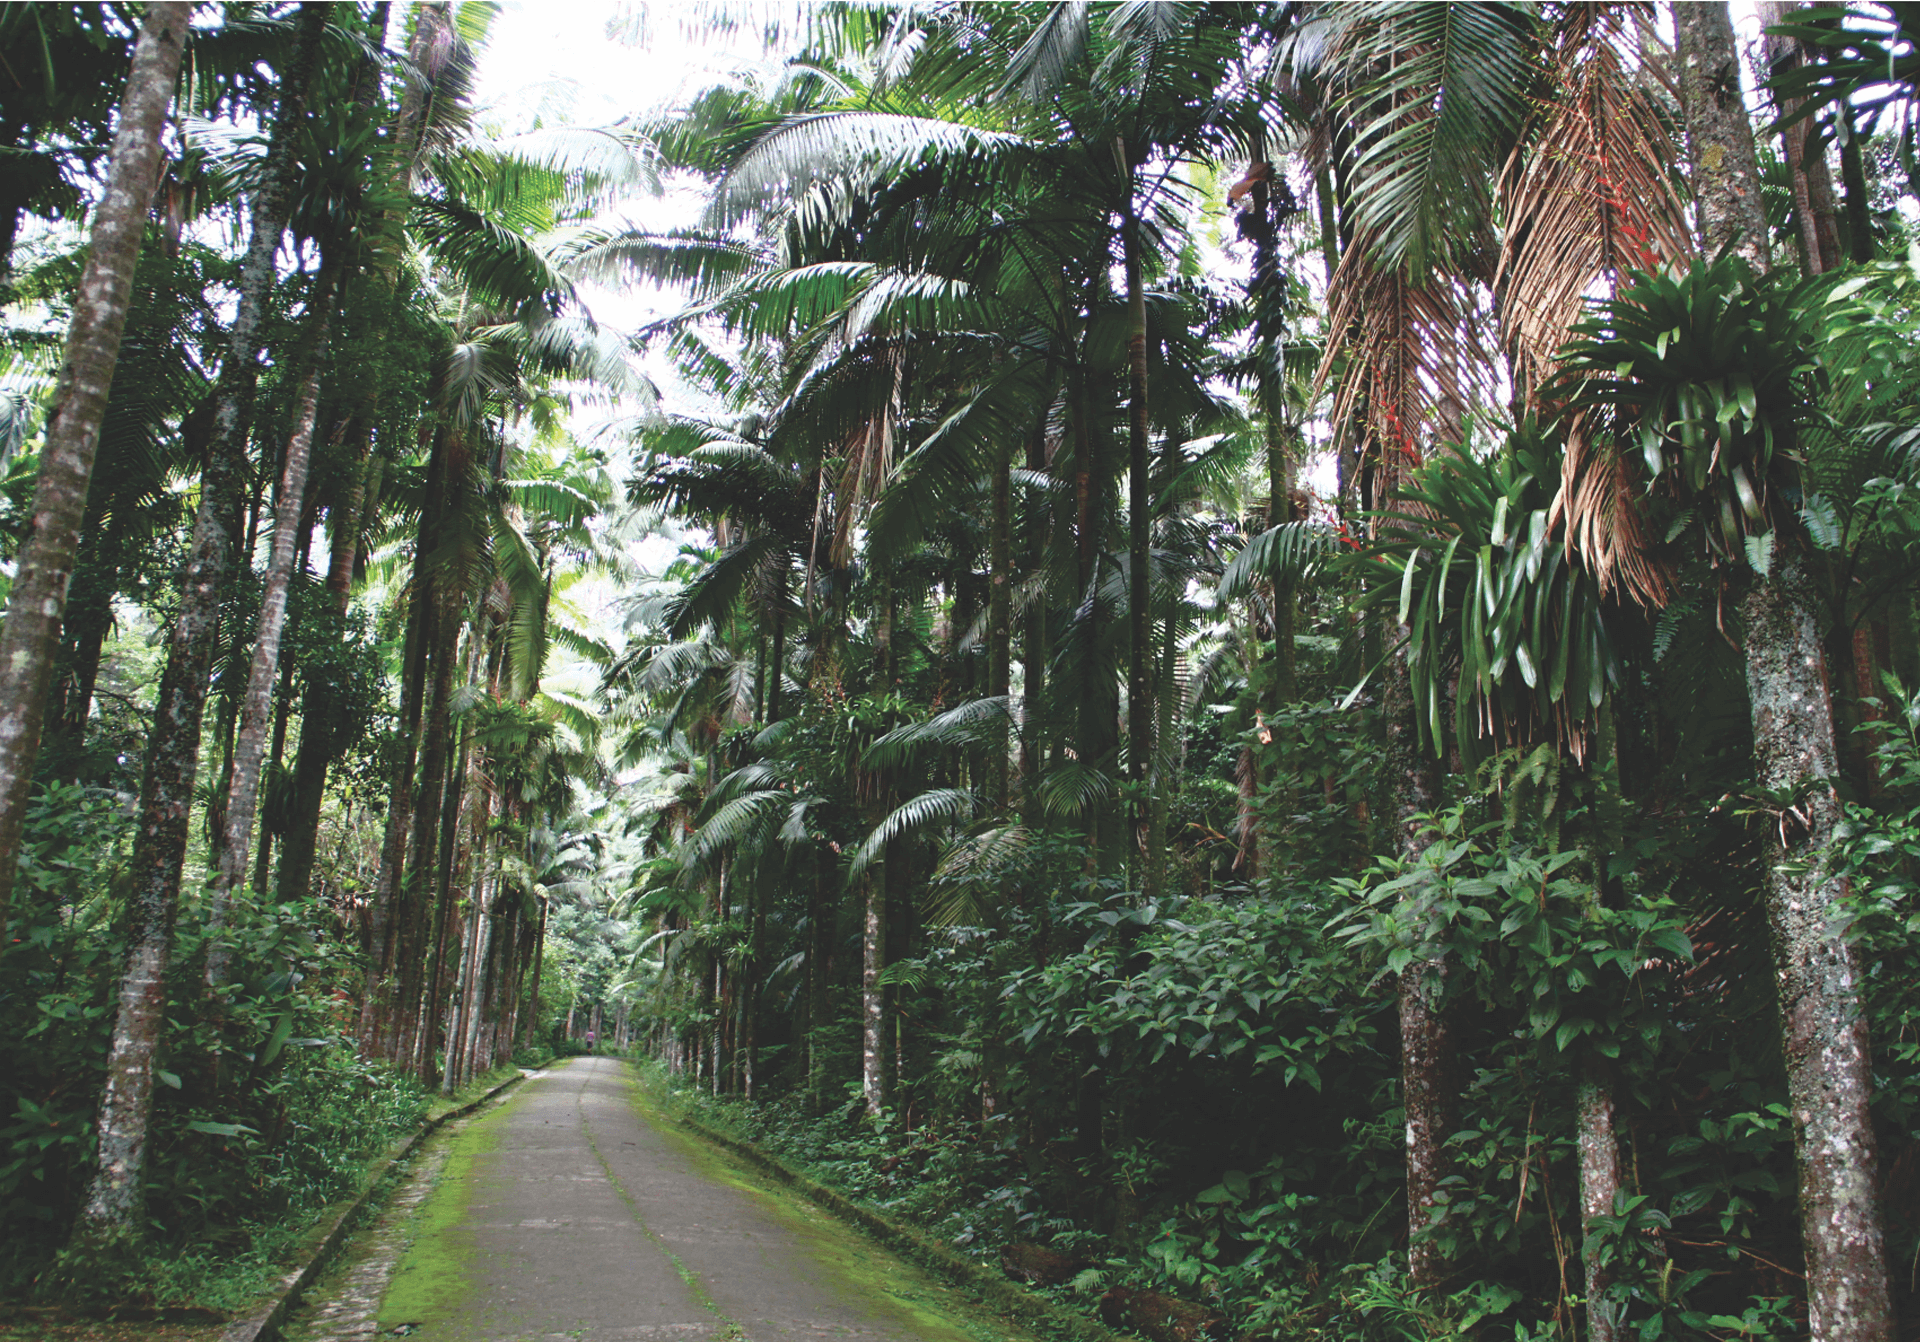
[205,253,341,984]
[0,2,190,913]
[74,3,330,1248]
[1741,555,1893,1342]
[1383,626,1449,1291]
[861,860,888,1118]
[988,431,1012,809]
[1674,1,1771,267]
[1578,1058,1623,1342]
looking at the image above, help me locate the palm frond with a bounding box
[861,696,1013,771]
[1003,1,1092,102]
[1496,4,1691,391]
[555,225,766,295]
[410,195,575,309]
[1217,521,1340,601]
[1325,1,1540,276]
[844,787,975,884]
[711,111,1025,228]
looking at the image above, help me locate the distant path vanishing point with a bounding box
[293,1055,1035,1342]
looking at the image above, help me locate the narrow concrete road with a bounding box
[362,1057,1028,1342]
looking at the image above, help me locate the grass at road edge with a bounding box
[622,1064,1055,1342]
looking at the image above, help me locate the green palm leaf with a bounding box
[845,787,975,884]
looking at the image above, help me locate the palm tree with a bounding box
[1287,1,1694,1295]
[0,2,192,916]
[1553,253,1896,1342]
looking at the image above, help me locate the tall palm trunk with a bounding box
[1674,2,1771,268]
[0,2,191,912]
[1020,404,1050,820]
[989,432,1012,809]
[1675,18,1894,1333]
[1385,628,1450,1291]
[206,250,343,984]
[74,4,329,1247]
[806,851,830,1115]
[860,859,888,1119]
[1759,2,1843,275]
[1741,555,1892,1342]
[1118,165,1156,899]
[279,446,381,902]
[1578,1057,1623,1342]
[523,894,548,1049]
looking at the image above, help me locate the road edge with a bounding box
[216,1067,534,1342]
[639,1066,1124,1342]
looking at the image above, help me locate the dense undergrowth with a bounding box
[0,781,513,1309]
[638,697,1920,1342]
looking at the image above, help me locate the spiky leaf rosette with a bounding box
[1352,425,1620,765]
[1550,255,1825,604]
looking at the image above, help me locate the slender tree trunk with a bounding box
[768,572,788,724]
[1021,405,1050,821]
[0,2,190,913]
[73,3,330,1248]
[413,655,475,1083]
[524,896,547,1049]
[1759,2,1844,274]
[1578,1057,1623,1342]
[45,568,114,784]
[989,430,1012,809]
[206,253,341,984]
[807,853,830,1115]
[440,895,471,1094]
[1674,1,1772,268]
[457,891,493,1093]
[250,652,297,895]
[1741,556,1893,1342]
[1834,105,1875,263]
[1118,166,1156,898]
[861,861,888,1119]
[282,448,380,903]
[1384,628,1450,1290]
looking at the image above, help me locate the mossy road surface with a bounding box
[369,1057,1034,1342]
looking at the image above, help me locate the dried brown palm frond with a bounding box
[1551,407,1671,605]
[1496,2,1691,393]
[1315,239,1500,506]
[827,345,905,570]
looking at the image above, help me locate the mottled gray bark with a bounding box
[1384,626,1450,1291]
[1674,1,1772,267]
[74,2,331,1247]
[1741,556,1893,1342]
[0,2,190,914]
[1673,16,1895,1324]
[861,861,888,1118]
[988,429,1012,810]
[205,256,340,985]
[1578,1059,1623,1342]
[1398,953,1452,1289]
